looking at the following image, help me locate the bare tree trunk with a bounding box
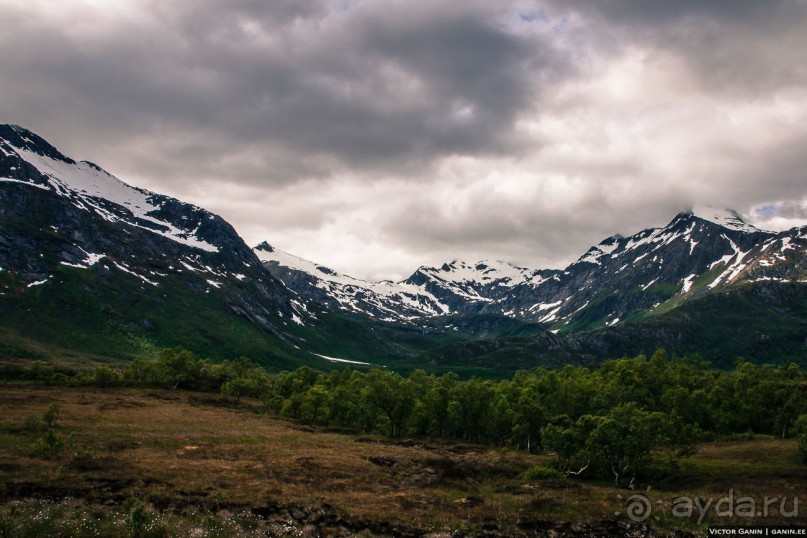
[566,462,589,476]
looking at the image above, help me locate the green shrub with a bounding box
[0,504,19,538]
[794,414,807,464]
[124,501,149,538]
[24,360,55,381]
[92,365,121,387]
[42,402,61,428]
[49,372,71,385]
[523,464,563,480]
[21,413,41,432]
[31,429,65,458]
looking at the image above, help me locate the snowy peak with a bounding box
[417,259,530,285]
[574,207,767,267]
[254,242,452,320]
[0,124,74,164]
[0,124,221,253]
[0,124,293,305]
[255,242,364,286]
[411,258,557,291]
[684,206,762,234]
[401,258,559,314]
[259,205,805,329]
[574,236,622,266]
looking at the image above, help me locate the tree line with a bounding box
[9,348,807,485]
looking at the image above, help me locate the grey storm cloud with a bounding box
[0,0,805,279]
[553,0,807,94]
[561,0,783,24]
[0,0,561,184]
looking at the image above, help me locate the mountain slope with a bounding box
[1,124,804,373]
[498,208,805,330]
[0,124,316,368]
[254,242,452,320]
[259,207,806,332]
[423,280,807,372]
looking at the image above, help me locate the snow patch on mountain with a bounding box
[256,208,805,328]
[112,261,159,286]
[680,274,697,294]
[1,126,220,254]
[0,177,50,190]
[690,206,762,233]
[60,249,106,269]
[314,353,372,366]
[255,242,451,319]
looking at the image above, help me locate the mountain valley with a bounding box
[1,124,805,374]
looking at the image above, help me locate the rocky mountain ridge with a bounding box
[257,207,806,331]
[1,123,804,371]
[0,124,311,366]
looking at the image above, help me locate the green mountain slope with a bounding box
[420,281,807,375]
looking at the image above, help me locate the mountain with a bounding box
[480,207,805,330]
[0,124,316,368]
[254,242,452,321]
[254,244,562,321]
[254,203,806,370]
[258,207,806,333]
[1,123,804,374]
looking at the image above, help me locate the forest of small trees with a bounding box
[8,348,807,486]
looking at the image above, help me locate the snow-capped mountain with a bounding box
[402,260,559,315]
[254,242,451,321]
[258,206,806,330]
[254,242,560,320]
[1,123,804,370]
[0,124,310,364]
[497,207,805,329]
[1,124,246,273]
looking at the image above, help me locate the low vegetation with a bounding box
[0,384,804,536]
[8,348,806,480]
[795,414,807,464]
[1,349,805,535]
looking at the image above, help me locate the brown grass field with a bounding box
[0,383,804,537]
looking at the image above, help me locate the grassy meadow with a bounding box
[0,383,804,537]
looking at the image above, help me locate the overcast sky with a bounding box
[2,0,806,280]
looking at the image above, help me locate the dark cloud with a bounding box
[552,0,807,96]
[0,0,805,278]
[0,0,561,187]
[561,0,784,25]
